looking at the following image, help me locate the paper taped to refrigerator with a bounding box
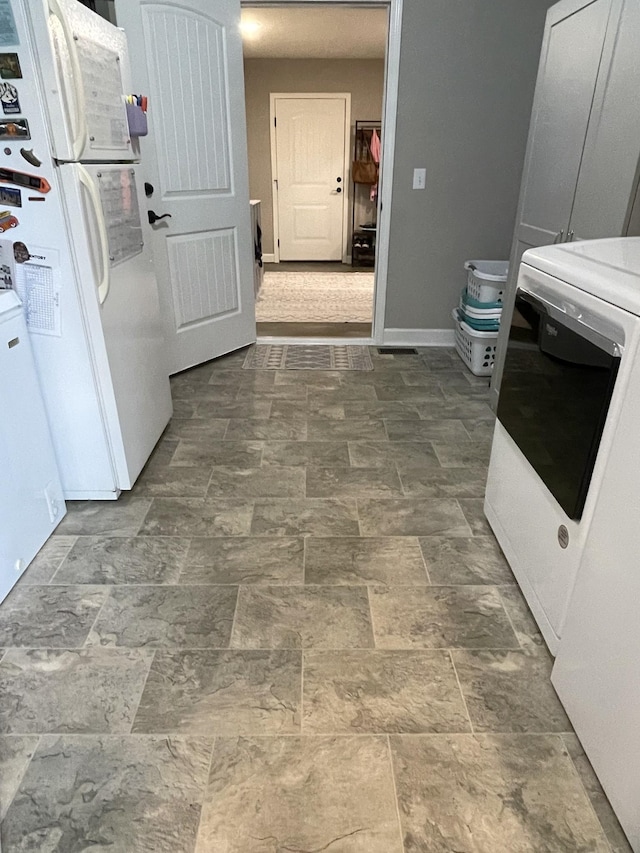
[76,39,128,150]
[98,169,143,266]
[14,248,61,336]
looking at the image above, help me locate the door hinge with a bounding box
[277,238,280,247]
[274,116,277,127]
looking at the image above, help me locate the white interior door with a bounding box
[114,0,256,374]
[273,95,349,262]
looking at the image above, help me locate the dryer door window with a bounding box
[497,289,620,520]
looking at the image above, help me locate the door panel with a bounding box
[115,0,256,374]
[275,97,347,261]
[519,0,611,239]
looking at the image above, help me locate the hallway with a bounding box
[0,347,626,851]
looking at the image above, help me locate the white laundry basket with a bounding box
[452,309,498,376]
[464,260,508,304]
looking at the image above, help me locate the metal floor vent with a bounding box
[377,347,418,355]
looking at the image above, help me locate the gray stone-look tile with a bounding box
[400,371,447,387]
[22,536,77,584]
[0,735,39,820]
[132,650,300,735]
[232,586,373,649]
[358,498,472,537]
[207,466,305,498]
[462,418,497,441]
[195,399,272,419]
[498,584,547,653]
[196,735,402,853]
[54,536,189,585]
[458,497,494,535]
[251,498,359,537]
[306,466,404,498]
[415,399,495,420]
[398,466,488,498]
[349,440,441,469]
[274,369,343,387]
[237,383,308,400]
[225,418,307,440]
[2,735,212,853]
[307,385,377,403]
[164,417,229,440]
[419,536,514,585]
[304,650,471,734]
[370,586,518,650]
[56,498,152,536]
[344,400,421,419]
[452,649,571,732]
[562,734,634,853]
[385,419,470,442]
[171,399,198,418]
[0,648,153,733]
[87,586,238,649]
[170,439,263,468]
[374,385,444,401]
[307,417,387,441]
[140,498,253,537]
[182,537,304,585]
[433,440,492,467]
[270,399,343,421]
[390,734,610,852]
[208,368,275,386]
[133,464,212,497]
[0,585,107,648]
[261,440,350,467]
[305,537,427,586]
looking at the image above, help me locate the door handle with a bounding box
[48,0,87,160]
[148,210,172,225]
[77,165,111,304]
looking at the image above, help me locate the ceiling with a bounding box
[241,7,388,60]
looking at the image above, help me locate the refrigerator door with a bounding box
[57,161,172,488]
[26,0,134,163]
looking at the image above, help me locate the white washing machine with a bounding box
[486,237,640,851]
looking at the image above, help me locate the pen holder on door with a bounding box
[126,103,148,138]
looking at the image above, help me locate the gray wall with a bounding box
[384,0,552,331]
[244,58,385,256]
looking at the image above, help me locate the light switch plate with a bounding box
[413,168,426,190]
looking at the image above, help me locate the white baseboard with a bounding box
[382,328,455,347]
[262,253,276,264]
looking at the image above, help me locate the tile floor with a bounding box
[0,346,631,852]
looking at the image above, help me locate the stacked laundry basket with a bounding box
[453,260,509,376]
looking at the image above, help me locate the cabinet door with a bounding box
[518,0,612,246]
[569,0,640,240]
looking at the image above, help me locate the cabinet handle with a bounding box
[553,230,564,244]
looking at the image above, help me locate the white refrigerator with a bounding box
[3,0,172,500]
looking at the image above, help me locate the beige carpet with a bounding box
[255,271,374,323]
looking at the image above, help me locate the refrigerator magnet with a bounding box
[0,118,29,139]
[0,82,20,115]
[0,210,18,231]
[0,185,20,206]
[0,2,19,48]
[0,53,21,79]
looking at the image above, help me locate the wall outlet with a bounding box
[413,168,426,190]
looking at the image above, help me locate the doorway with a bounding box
[241,3,390,341]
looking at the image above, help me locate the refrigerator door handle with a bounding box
[77,166,111,304]
[48,0,88,160]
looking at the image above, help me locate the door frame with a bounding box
[242,0,403,345]
[269,92,352,264]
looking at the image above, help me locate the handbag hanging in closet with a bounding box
[352,128,378,184]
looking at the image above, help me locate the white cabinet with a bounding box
[0,290,65,604]
[491,0,640,404]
